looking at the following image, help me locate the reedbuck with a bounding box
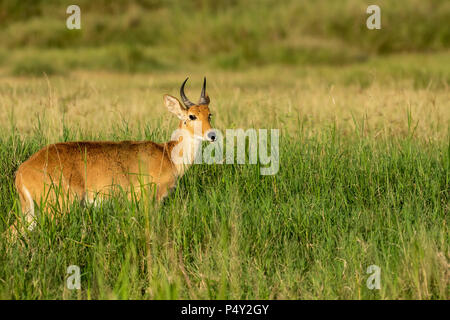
[8,77,216,237]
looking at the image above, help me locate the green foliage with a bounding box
[0,0,449,73]
[12,57,66,76]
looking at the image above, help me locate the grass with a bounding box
[0,0,449,74]
[0,0,448,301]
[0,53,448,299]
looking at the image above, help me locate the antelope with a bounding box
[8,77,216,237]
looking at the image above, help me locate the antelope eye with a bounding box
[208,114,212,120]
[189,115,197,120]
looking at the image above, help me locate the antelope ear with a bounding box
[164,94,188,120]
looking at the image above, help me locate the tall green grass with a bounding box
[0,120,448,299]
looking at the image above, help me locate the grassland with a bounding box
[1,0,449,75]
[0,51,449,299]
[0,0,448,300]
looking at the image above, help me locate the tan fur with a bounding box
[7,90,213,238]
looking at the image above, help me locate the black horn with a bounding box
[180,78,195,108]
[198,77,210,105]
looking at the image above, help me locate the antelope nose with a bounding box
[207,131,216,142]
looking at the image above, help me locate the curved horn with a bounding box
[180,78,195,108]
[198,77,210,105]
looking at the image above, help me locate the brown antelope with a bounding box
[8,77,216,237]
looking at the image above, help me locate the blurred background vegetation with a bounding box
[0,0,449,75]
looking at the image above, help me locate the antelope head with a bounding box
[164,77,216,142]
